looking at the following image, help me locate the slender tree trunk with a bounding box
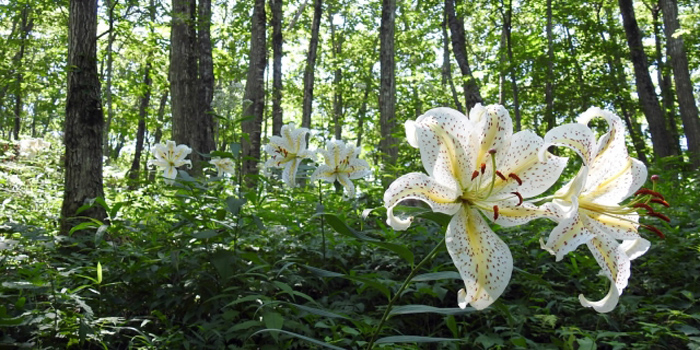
[61,0,107,234]
[197,0,215,161]
[503,0,521,131]
[544,0,555,131]
[441,10,463,113]
[618,0,678,160]
[149,91,168,182]
[649,4,682,155]
[356,71,372,148]
[661,0,700,169]
[12,6,32,140]
[329,12,343,140]
[241,0,267,186]
[128,63,151,187]
[103,0,115,159]
[301,0,322,129]
[445,0,482,111]
[379,0,398,176]
[286,0,308,31]
[270,0,283,135]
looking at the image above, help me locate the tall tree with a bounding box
[618,0,678,160]
[661,0,700,169]
[379,0,398,175]
[500,0,521,131]
[241,0,267,186]
[301,0,322,129]
[445,0,482,111]
[441,10,463,113]
[544,0,555,131]
[12,5,32,140]
[103,0,116,158]
[127,63,151,187]
[61,0,107,234]
[270,0,283,135]
[197,0,216,158]
[329,11,343,140]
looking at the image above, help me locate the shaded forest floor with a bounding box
[1,137,699,349]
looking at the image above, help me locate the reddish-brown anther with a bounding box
[634,188,665,201]
[471,170,480,180]
[642,224,666,239]
[493,205,499,220]
[511,191,523,206]
[496,171,506,181]
[508,173,523,186]
[650,198,670,207]
[648,212,671,222]
[480,163,486,174]
[632,203,655,213]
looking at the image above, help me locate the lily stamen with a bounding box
[511,191,523,206]
[650,198,670,207]
[508,173,522,186]
[493,205,499,220]
[648,212,671,223]
[642,224,665,239]
[496,170,506,181]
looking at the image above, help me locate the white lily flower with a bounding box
[311,140,371,198]
[263,123,315,187]
[18,138,50,158]
[210,157,235,177]
[539,107,654,313]
[384,104,567,310]
[148,140,193,181]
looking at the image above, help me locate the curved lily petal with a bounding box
[585,158,647,205]
[163,166,178,180]
[337,173,355,198]
[311,164,337,184]
[540,123,597,166]
[579,283,620,313]
[384,172,461,231]
[540,210,595,261]
[282,158,303,187]
[448,207,513,310]
[619,238,650,260]
[472,104,513,167]
[581,233,630,311]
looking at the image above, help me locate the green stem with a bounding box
[318,180,326,262]
[365,237,446,350]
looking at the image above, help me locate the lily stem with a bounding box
[318,180,326,262]
[365,236,446,350]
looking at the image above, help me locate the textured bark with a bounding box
[544,0,555,131]
[12,6,32,140]
[128,63,151,187]
[445,0,482,111]
[661,0,700,169]
[301,0,322,129]
[329,12,343,140]
[170,0,198,155]
[61,0,107,234]
[379,0,398,172]
[618,0,678,160]
[241,0,266,186]
[103,0,115,158]
[441,10,463,113]
[270,0,283,135]
[502,0,521,131]
[196,0,216,160]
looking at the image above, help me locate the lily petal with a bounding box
[541,123,597,166]
[282,158,302,187]
[584,158,647,205]
[579,283,620,313]
[337,173,355,198]
[448,207,513,310]
[619,238,650,260]
[541,210,595,261]
[163,166,178,180]
[582,233,630,309]
[383,172,461,231]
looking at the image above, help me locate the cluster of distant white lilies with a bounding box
[149,103,668,313]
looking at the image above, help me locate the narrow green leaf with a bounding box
[375,335,460,344]
[289,303,349,319]
[389,305,475,315]
[192,230,219,239]
[412,271,461,282]
[250,329,346,350]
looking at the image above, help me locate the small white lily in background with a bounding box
[148,140,192,182]
[311,140,371,198]
[210,157,235,177]
[539,107,657,313]
[384,104,567,310]
[18,138,51,158]
[263,123,315,187]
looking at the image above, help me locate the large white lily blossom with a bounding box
[263,123,315,187]
[384,104,568,310]
[18,138,51,158]
[210,156,235,177]
[311,139,371,198]
[538,107,666,313]
[148,140,193,181]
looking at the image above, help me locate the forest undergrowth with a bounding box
[0,134,699,349]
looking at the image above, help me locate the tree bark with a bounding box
[502,0,521,131]
[12,6,32,140]
[301,0,322,129]
[441,10,463,113]
[61,0,107,234]
[618,0,678,160]
[270,0,283,135]
[170,0,198,160]
[544,0,555,131]
[128,63,151,187]
[379,0,398,174]
[661,0,700,169]
[103,0,116,159]
[329,12,343,140]
[445,0,482,112]
[241,0,267,186]
[196,0,216,160]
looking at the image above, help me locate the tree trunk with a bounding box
[149,90,169,182]
[12,6,32,140]
[502,0,521,131]
[128,63,151,187]
[61,0,107,234]
[379,0,398,178]
[649,3,682,156]
[445,0,482,112]
[196,0,216,160]
[441,10,463,113]
[544,0,555,131]
[103,0,115,159]
[356,70,372,148]
[661,0,700,169]
[301,0,322,129]
[241,0,267,187]
[330,12,343,140]
[270,0,283,135]
[170,0,198,154]
[618,0,678,160]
